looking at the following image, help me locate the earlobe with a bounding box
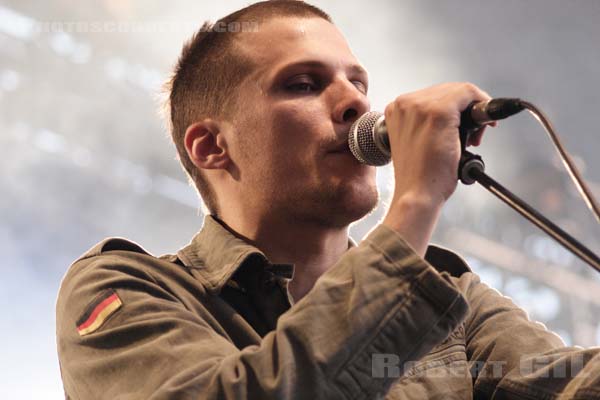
[184,119,230,170]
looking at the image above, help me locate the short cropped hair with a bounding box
[164,1,331,215]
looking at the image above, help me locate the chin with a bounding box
[293,178,379,229]
[334,180,379,225]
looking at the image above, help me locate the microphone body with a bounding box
[348,98,524,166]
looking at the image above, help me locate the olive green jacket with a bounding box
[56,216,600,399]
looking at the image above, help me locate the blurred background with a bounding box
[1,0,599,397]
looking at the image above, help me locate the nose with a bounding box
[331,79,370,125]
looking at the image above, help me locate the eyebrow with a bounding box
[270,60,369,83]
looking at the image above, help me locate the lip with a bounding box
[326,145,357,161]
[326,126,354,154]
[327,141,351,154]
[328,147,350,154]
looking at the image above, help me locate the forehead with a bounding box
[235,17,362,79]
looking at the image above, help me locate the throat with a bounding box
[275,230,350,303]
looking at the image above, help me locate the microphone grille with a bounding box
[348,111,390,166]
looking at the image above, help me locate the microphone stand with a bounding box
[459,151,600,272]
[458,99,600,272]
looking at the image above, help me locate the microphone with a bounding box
[348,98,525,166]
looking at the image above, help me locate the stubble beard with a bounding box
[281,178,380,229]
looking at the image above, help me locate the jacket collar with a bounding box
[176,215,468,294]
[176,215,294,294]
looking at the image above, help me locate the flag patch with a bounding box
[76,289,122,336]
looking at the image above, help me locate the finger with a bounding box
[468,119,499,146]
[447,82,494,115]
[467,126,485,147]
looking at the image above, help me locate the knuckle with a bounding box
[386,95,410,116]
[384,101,396,119]
[463,82,489,100]
[409,97,428,111]
[462,82,479,94]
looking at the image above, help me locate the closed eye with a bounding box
[351,80,368,95]
[287,82,318,93]
[286,74,320,93]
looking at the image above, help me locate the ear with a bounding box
[184,119,230,170]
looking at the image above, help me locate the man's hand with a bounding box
[382,83,492,257]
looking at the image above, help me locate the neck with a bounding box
[219,208,350,302]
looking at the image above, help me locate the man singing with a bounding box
[56,1,600,398]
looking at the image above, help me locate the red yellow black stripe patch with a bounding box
[76,289,122,336]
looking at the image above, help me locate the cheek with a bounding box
[271,129,324,180]
[235,99,330,181]
[269,102,327,153]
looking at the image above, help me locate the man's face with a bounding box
[226,17,377,227]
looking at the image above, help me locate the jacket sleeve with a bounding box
[457,272,600,399]
[56,224,468,400]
